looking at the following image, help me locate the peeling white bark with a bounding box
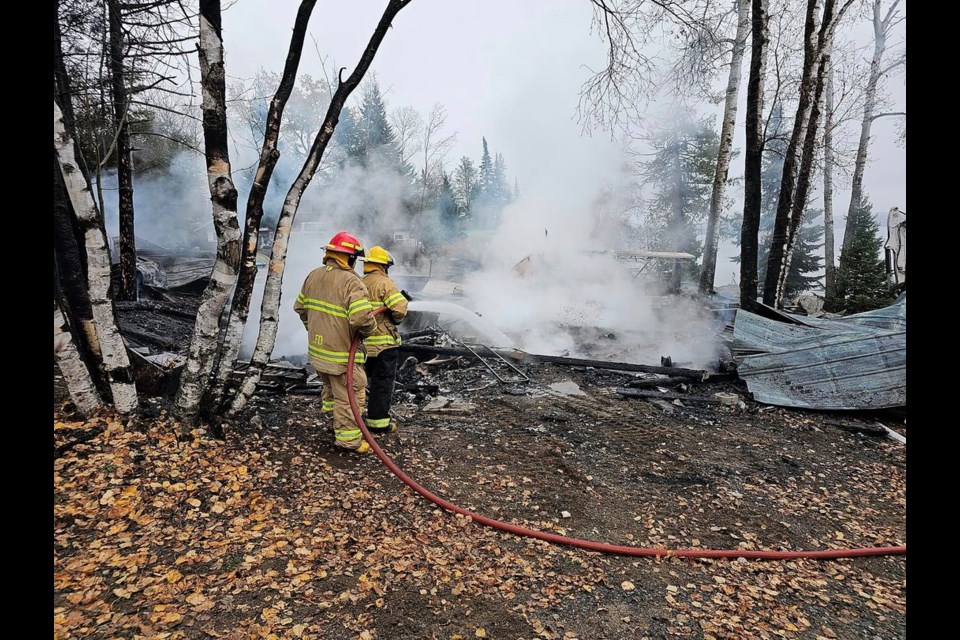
[700,0,750,294]
[54,101,139,414]
[54,303,103,416]
[175,2,241,416]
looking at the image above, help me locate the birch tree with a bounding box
[822,61,837,299]
[54,298,103,417]
[207,0,319,415]
[841,0,905,254]
[699,0,750,294]
[414,103,457,240]
[762,0,855,308]
[55,100,139,414]
[175,0,241,415]
[229,0,415,416]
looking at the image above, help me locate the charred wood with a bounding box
[615,388,724,404]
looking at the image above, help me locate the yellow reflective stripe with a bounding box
[299,296,348,318]
[348,299,373,315]
[296,292,306,303]
[363,335,402,346]
[321,401,335,412]
[335,429,361,439]
[308,344,366,364]
[367,417,391,429]
[385,292,405,307]
[369,300,385,308]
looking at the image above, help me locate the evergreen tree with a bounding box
[757,209,825,301]
[827,196,894,314]
[731,104,825,300]
[453,156,478,220]
[492,152,511,207]
[438,172,459,239]
[355,81,411,175]
[642,108,720,290]
[332,105,363,166]
[478,137,494,199]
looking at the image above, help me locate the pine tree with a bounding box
[492,152,510,207]
[332,105,362,166]
[827,196,894,314]
[453,156,478,220]
[355,81,410,175]
[642,108,720,290]
[438,172,458,239]
[478,137,494,199]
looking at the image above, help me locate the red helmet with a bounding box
[325,231,365,256]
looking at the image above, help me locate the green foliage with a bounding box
[826,197,894,314]
[641,107,721,280]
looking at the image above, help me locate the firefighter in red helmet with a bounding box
[294,231,377,453]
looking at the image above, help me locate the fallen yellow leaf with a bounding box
[475,629,487,638]
[621,581,636,591]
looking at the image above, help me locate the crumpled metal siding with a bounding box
[733,298,906,409]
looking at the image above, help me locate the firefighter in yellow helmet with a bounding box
[293,232,377,454]
[361,246,409,433]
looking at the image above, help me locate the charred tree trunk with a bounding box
[208,0,318,413]
[822,61,837,299]
[763,0,851,308]
[54,297,103,417]
[229,0,414,416]
[107,0,137,301]
[54,101,139,414]
[175,0,241,417]
[841,0,900,254]
[772,47,832,303]
[762,0,825,308]
[699,0,750,295]
[738,0,768,310]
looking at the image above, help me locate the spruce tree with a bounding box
[828,196,894,314]
[478,137,494,198]
[438,172,458,239]
[453,156,478,220]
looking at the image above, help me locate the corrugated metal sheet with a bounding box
[733,298,906,410]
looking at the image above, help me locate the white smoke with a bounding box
[457,175,725,369]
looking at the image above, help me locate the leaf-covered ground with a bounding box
[54,361,906,639]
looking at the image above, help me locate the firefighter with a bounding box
[294,232,377,454]
[360,246,409,434]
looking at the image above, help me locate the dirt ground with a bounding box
[53,295,906,639]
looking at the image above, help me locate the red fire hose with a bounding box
[345,313,905,560]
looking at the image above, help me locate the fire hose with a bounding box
[345,310,906,560]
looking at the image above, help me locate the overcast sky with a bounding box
[219,0,906,266]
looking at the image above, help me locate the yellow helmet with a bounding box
[364,246,394,267]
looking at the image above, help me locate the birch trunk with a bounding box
[842,0,898,253]
[55,152,106,396]
[764,0,854,307]
[54,101,139,414]
[229,0,414,416]
[209,0,318,412]
[54,299,103,417]
[762,0,824,307]
[822,61,837,299]
[699,0,750,295]
[738,0,768,310]
[175,0,241,416]
[772,48,831,306]
[107,0,138,301]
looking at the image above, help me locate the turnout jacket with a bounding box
[294,260,377,374]
[361,269,409,358]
